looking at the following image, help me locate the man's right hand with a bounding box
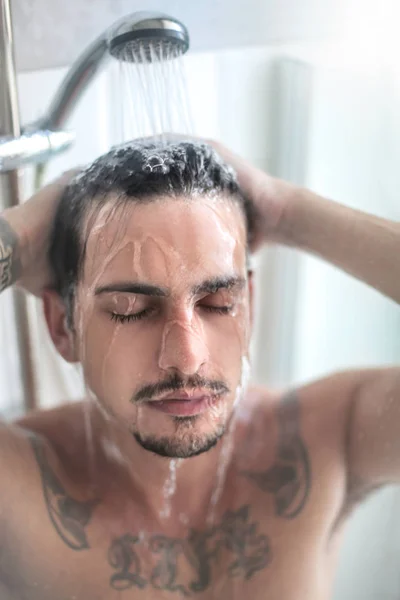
[1,169,80,296]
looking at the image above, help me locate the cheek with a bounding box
[77,312,154,404]
[204,303,251,368]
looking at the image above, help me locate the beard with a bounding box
[132,415,226,458]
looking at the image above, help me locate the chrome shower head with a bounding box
[108,12,190,62]
[33,11,190,132]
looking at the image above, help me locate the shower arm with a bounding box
[0,10,189,173]
[0,30,113,173]
[32,35,110,132]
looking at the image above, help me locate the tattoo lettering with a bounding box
[241,392,312,518]
[108,534,146,590]
[30,435,99,550]
[0,217,20,291]
[150,536,189,595]
[108,505,271,595]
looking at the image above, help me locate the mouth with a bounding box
[147,389,225,417]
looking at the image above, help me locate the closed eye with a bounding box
[110,307,154,323]
[200,305,233,315]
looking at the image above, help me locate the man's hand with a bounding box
[1,170,80,296]
[207,139,298,252]
[207,138,400,304]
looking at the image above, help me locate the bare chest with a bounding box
[8,392,347,599]
[9,501,340,600]
[7,457,344,600]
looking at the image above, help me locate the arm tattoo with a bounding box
[0,217,20,292]
[241,391,312,518]
[108,505,271,595]
[30,435,99,551]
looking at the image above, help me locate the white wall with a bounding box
[281,59,400,600]
[291,64,400,384]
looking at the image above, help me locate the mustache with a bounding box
[132,372,230,403]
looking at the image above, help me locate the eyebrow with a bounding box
[191,276,246,296]
[94,283,168,297]
[94,275,246,298]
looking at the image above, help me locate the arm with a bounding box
[210,139,400,303]
[0,172,81,587]
[210,140,400,492]
[298,366,400,501]
[342,366,400,488]
[280,189,400,305]
[0,170,78,296]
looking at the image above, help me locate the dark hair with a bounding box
[49,139,255,322]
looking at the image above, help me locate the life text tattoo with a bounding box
[108,505,271,595]
[241,392,312,518]
[30,435,99,550]
[0,217,20,292]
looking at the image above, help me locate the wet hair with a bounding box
[49,138,255,322]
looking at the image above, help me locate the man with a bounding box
[0,137,399,600]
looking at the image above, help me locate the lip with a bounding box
[147,392,223,417]
[153,389,212,402]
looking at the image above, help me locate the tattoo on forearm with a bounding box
[30,435,99,550]
[241,392,312,518]
[108,505,271,595]
[0,217,20,291]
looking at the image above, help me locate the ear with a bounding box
[42,289,78,363]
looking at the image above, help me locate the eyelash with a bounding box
[202,305,233,315]
[109,305,233,324]
[110,308,153,324]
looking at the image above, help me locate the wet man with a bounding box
[0,138,399,599]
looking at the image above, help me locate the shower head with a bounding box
[108,12,190,62]
[31,11,190,132]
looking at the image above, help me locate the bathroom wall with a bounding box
[284,58,400,600]
[12,0,363,72]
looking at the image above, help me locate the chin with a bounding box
[133,419,226,458]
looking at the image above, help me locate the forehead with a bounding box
[83,196,247,288]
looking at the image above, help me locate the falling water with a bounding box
[113,40,195,143]
[207,356,251,525]
[160,458,183,519]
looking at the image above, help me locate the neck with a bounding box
[90,402,241,525]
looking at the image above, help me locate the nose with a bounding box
[158,312,209,375]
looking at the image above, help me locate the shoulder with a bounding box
[14,401,96,483]
[243,375,351,426]
[237,380,350,524]
[241,377,351,473]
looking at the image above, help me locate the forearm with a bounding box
[280,189,400,303]
[0,213,22,292]
[0,171,77,297]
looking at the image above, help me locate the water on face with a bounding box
[207,355,251,525]
[66,39,252,541]
[75,195,250,514]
